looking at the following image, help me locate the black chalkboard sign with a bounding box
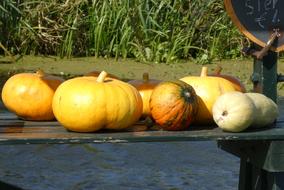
[224,0,284,52]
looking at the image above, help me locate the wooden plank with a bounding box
[0,98,283,145]
[0,125,283,145]
[0,111,283,144]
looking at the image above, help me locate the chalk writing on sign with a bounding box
[245,0,280,29]
[225,0,284,51]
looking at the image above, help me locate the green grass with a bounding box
[0,0,246,63]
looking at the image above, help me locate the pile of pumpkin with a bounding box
[0,66,278,133]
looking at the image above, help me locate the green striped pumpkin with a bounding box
[149,80,199,130]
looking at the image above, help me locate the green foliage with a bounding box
[1,0,246,63]
[0,0,21,52]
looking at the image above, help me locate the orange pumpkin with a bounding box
[180,67,237,125]
[52,71,143,132]
[211,66,246,92]
[85,70,119,79]
[128,73,161,118]
[1,70,64,120]
[149,80,199,131]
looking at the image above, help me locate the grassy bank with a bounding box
[0,55,259,94]
[2,55,284,95]
[1,0,246,63]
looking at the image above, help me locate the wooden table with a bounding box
[1,99,284,190]
[0,111,283,144]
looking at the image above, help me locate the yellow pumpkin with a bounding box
[1,70,64,120]
[128,73,161,118]
[52,71,143,132]
[211,66,246,92]
[180,67,237,125]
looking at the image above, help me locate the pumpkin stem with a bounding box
[36,69,45,77]
[96,71,108,82]
[214,65,222,75]
[143,73,149,82]
[200,67,208,77]
[222,110,228,117]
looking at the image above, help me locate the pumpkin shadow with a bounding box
[241,123,277,133]
[187,124,218,131]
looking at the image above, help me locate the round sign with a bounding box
[224,0,284,52]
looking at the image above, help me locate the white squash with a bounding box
[213,91,256,132]
[246,93,278,128]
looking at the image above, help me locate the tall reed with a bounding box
[1,0,245,63]
[0,0,21,54]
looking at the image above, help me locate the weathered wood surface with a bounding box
[0,106,283,145]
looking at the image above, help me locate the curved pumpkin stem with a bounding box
[200,67,208,77]
[36,69,45,77]
[214,65,222,75]
[97,71,108,83]
[143,73,149,83]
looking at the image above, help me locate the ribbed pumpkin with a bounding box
[128,73,161,118]
[211,66,246,92]
[180,67,237,125]
[149,80,199,131]
[1,70,64,120]
[85,70,119,79]
[52,71,143,132]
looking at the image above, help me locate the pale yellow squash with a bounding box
[246,93,278,128]
[213,91,256,132]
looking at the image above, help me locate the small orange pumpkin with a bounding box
[52,71,143,132]
[180,67,237,125]
[1,70,64,120]
[128,73,161,118]
[211,66,246,92]
[149,80,199,131]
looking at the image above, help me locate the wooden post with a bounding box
[218,49,283,190]
[251,50,278,102]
